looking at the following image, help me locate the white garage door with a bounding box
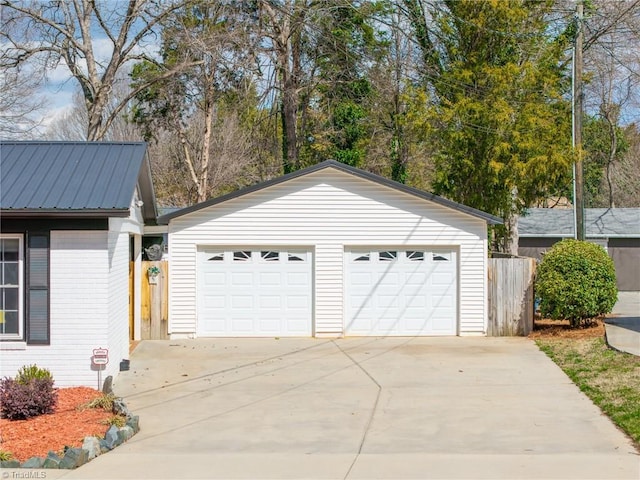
[197,249,313,336]
[346,249,457,336]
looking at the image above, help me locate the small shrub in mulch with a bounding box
[0,376,58,420]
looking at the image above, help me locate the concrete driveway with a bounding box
[55,337,637,479]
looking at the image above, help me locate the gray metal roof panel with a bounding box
[157,160,503,225]
[518,208,640,237]
[1,141,149,212]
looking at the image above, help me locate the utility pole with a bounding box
[573,0,585,240]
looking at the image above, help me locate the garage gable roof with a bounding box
[0,141,157,220]
[157,160,502,225]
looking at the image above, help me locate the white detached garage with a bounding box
[158,161,501,338]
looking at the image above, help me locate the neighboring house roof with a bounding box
[518,208,640,238]
[0,141,157,220]
[157,160,502,225]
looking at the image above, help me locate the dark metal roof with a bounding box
[1,141,157,220]
[157,160,502,225]
[518,208,640,238]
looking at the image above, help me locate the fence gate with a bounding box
[141,260,169,340]
[488,257,536,336]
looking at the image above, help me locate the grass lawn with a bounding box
[535,333,640,448]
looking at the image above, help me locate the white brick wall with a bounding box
[0,229,133,388]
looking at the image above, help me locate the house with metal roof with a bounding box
[158,160,501,338]
[0,141,157,387]
[518,208,640,291]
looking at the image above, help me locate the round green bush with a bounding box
[535,239,617,326]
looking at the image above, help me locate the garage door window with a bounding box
[433,252,451,261]
[407,251,425,261]
[379,251,397,261]
[233,251,251,261]
[288,252,307,262]
[261,251,280,262]
[208,253,224,261]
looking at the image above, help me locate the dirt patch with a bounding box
[528,317,606,339]
[0,387,113,462]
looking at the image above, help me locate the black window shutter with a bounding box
[27,233,49,344]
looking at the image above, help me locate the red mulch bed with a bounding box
[0,387,113,462]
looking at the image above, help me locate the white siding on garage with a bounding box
[167,168,489,337]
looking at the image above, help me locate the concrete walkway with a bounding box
[26,337,639,480]
[605,291,640,356]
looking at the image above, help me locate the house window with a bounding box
[0,236,22,340]
[0,233,50,344]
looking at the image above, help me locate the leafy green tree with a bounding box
[308,1,386,168]
[404,0,573,252]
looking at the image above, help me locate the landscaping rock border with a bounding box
[0,377,139,470]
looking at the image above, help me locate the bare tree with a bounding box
[0,67,45,138]
[45,70,143,141]
[0,0,196,141]
[131,1,259,203]
[257,0,322,173]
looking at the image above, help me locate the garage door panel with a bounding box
[287,295,309,309]
[230,272,253,287]
[259,272,281,285]
[198,248,312,337]
[346,249,457,336]
[286,272,309,285]
[259,295,281,309]
[204,272,226,286]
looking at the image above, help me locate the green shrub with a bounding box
[15,364,53,385]
[0,450,14,461]
[535,239,617,327]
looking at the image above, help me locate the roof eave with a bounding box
[0,209,131,218]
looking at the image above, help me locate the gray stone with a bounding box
[99,439,111,453]
[1,460,21,468]
[104,424,120,449]
[58,447,88,469]
[126,414,140,434]
[119,425,134,442]
[47,451,61,459]
[102,375,114,395]
[42,457,60,469]
[112,397,130,417]
[82,435,101,460]
[21,456,44,468]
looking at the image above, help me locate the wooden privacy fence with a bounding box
[141,260,169,340]
[488,257,536,336]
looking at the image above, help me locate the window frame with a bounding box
[0,234,24,341]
